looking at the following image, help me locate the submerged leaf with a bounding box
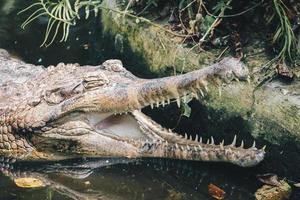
[208,183,226,200]
[14,177,45,188]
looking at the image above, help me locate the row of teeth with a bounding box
[148,88,209,110]
[135,125,266,151]
[145,76,249,110]
[112,88,208,115]
[169,134,266,151]
[133,109,266,151]
[179,134,266,150]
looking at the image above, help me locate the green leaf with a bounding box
[181,102,191,118]
[201,15,216,33]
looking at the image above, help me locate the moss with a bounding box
[101,1,219,75]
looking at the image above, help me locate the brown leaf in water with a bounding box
[208,183,226,200]
[14,177,45,188]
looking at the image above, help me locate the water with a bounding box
[0,1,299,199]
[0,157,259,200]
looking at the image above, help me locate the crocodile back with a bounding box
[0,49,45,86]
[0,49,45,107]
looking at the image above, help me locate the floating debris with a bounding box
[208,183,225,200]
[14,177,45,188]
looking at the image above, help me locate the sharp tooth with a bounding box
[162,101,165,107]
[189,135,193,141]
[150,103,154,109]
[204,85,209,92]
[206,139,210,144]
[194,146,198,151]
[247,75,251,84]
[199,89,204,97]
[198,145,203,151]
[240,140,244,148]
[262,145,266,151]
[200,137,202,143]
[210,136,214,145]
[176,98,181,107]
[194,93,199,100]
[175,143,179,149]
[191,87,197,94]
[218,87,222,97]
[195,134,199,142]
[231,135,237,147]
[156,101,160,107]
[252,141,256,148]
[220,140,224,146]
[167,98,170,105]
[186,145,190,151]
[168,128,172,133]
[234,78,240,82]
[184,133,188,139]
[165,141,168,146]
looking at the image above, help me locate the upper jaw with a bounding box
[52,57,249,117]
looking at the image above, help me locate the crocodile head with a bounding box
[0,55,265,167]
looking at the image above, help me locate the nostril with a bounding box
[102,59,124,72]
[222,72,234,83]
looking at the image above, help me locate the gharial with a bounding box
[0,49,265,167]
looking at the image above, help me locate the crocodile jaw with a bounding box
[31,110,265,167]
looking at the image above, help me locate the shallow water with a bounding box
[0,1,299,199]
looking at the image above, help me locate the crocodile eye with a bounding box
[83,72,109,89]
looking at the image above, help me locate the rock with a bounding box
[255,180,291,200]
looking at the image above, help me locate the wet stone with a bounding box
[0,143,3,149]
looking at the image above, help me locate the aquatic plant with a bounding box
[19,0,102,47]
[19,0,299,68]
[268,0,297,62]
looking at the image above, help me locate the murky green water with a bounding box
[0,1,299,199]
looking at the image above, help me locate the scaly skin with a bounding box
[0,49,265,167]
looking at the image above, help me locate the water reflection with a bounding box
[0,156,261,200]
